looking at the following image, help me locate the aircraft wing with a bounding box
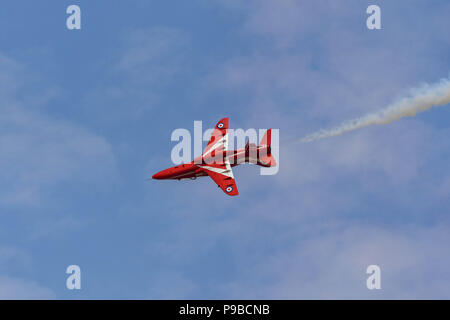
[202,118,229,157]
[200,118,238,196]
[199,163,239,196]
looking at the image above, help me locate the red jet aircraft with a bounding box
[152,118,277,196]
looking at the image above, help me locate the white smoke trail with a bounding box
[300,77,450,143]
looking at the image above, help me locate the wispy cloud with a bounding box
[0,52,116,208]
[84,26,189,120]
[0,276,55,299]
[0,246,54,299]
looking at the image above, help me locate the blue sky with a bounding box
[0,0,450,299]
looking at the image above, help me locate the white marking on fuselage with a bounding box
[198,165,234,178]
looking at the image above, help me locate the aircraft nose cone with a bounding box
[153,168,172,179]
[152,171,164,179]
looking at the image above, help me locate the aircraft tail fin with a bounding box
[257,129,276,167]
[259,128,271,148]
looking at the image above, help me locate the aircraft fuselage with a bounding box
[152,144,270,180]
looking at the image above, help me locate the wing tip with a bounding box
[215,117,229,130]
